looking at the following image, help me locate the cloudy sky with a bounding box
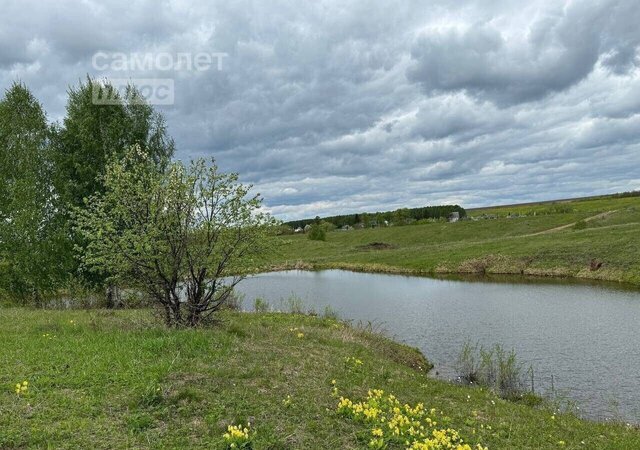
[2,0,640,220]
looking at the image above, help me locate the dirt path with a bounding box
[527,210,618,236]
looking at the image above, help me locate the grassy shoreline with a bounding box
[1,308,639,449]
[265,196,640,288]
[263,259,640,288]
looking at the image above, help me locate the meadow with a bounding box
[2,308,639,449]
[267,195,640,286]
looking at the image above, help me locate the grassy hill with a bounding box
[267,195,640,286]
[1,308,639,449]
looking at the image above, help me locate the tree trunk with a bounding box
[105,284,115,309]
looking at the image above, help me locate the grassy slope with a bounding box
[268,196,640,285]
[1,309,639,449]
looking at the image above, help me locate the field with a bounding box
[1,308,639,449]
[267,195,640,286]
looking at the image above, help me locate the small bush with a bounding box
[320,220,336,232]
[307,224,326,241]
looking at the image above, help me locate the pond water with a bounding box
[235,270,640,423]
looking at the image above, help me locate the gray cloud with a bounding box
[1,0,639,220]
[406,1,635,105]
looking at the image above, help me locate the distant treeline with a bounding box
[286,205,466,229]
[609,190,640,199]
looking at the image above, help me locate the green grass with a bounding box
[1,308,639,449]
[267,195,640,286]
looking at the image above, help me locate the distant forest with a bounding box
[610,190,640,199]
[286,204,466,229]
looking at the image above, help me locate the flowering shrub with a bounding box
[337,389,487,450]
[223,422,253,449]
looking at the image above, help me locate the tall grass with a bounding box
[282,294,305,314]
[456,341,529,400]
[253,297,270,312]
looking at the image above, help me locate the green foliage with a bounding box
[52,77,174,210]
[319,220,336,232]
[73,145,275,326]
[276,224,294,235]
[0,78,178,302]
[50,77,175,287]
[0,83,72,302]
[287,204,466,229]
[307,223,327,241]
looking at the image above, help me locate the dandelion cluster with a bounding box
[223,422,252,449]
[337,389,487,450]
[15,381,28,395]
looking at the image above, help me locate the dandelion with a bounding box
[297,332,304,338]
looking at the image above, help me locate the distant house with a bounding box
[294,227,304,233]
[448,212,460,223]
[340,225,352,231]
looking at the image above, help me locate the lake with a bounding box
[235,269,640,423]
